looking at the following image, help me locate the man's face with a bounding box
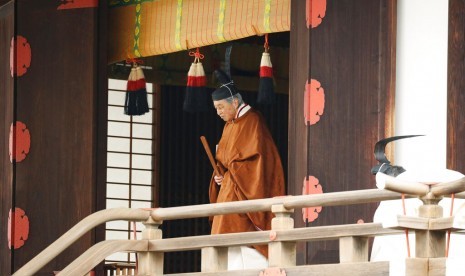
[213,99,237,122]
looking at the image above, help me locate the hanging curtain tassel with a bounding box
[183,48,208,112]
[257,34,275,104]
[124,59,149,115]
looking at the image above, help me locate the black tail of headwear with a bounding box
[214,69,231,85]
[371,135,424,176]
[211,69,238,101]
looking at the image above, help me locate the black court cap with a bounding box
[212,69,238,101]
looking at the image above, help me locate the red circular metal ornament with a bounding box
[9,121,31,163]
[304,79,325,126]
[8,207,30,249]
[10,36,31,77]
[302,176,323,223]
[57,0,98,10]
[306,0,327,28]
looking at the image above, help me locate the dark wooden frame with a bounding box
[0,2,14,275]
[289,0,397,264]
[447,0,465,173]
[4,0,465,273]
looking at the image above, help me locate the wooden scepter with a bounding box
[200,136,224,176]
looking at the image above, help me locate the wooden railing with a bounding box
[104,263,136,275]
[13,174,465,276]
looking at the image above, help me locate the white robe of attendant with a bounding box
[371,169,465,276]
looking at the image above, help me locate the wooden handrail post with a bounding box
[201,247,228,272]
[339,236,369,263]
[406,197,446,276]
[269,204,296,267]
[415,202,445,258]
[138,217,164,275]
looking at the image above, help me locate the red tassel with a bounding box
[187,63,207,87]
[127,78,146,91]
[184,49,208,112]
[124,64,149,116]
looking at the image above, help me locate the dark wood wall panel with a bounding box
[0,2,14,275]
[95,2,108,275]
[289,0,396,265]
[4,1,100,274]
[288,0,310,265]
[447,0,465,172]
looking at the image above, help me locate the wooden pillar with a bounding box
[289,0,397,265]
[269,204,296,267]
[415,205,445,258]
[447,0,465,173]
[288,0,312,266]
[138,218,164,275]
[445,2,465,273]
[0,1,104,274]
[0,2,15,275]
[406,199,446,276]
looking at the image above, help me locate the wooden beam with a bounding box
[167,262,390,276]
[381,215,429,230]
[382,214,465,231]
[52,240,148,276]
[150,189,406,221]
[429,216,465,231]
[12,208,151,276]
[148,223,400,253]
[431,177,465,196]
[376,173,429,196]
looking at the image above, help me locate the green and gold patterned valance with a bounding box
[109,0,290,63]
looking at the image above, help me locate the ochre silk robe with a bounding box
[209,108,285,257]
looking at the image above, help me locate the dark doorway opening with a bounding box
[106,32,290,273]
[159,85,289,273]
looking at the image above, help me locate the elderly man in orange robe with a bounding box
[208,70,285,270]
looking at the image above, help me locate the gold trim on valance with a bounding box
[109,0,290,63]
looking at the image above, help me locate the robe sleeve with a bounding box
[208,162,227,204]
[228,113,285,230]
